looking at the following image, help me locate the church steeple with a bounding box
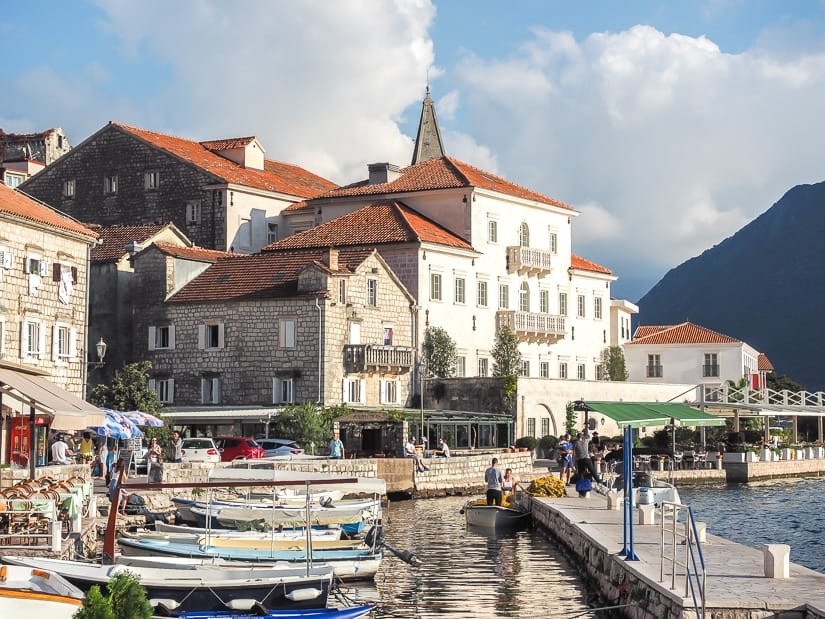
[411,86,445,165]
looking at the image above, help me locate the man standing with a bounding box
[50,434,75,464]
[573,431,602,484]
[170,431,183,463]
[329,432,345,459]
[557,433,574,485]
[484,457,504,506]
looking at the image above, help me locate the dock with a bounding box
[526,490,825,618]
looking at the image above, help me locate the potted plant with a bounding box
[515,436,538,454]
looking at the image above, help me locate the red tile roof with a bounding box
[200,137,257,151]
[297,156,573,210]
[1,184,97,239]
[91,224,170,263]
[112,123,337,198]
[168,247,372,303]
[627,322,740,345]
[758,353,774,372]
[570,254,612,275]
[633,325,673,339]
[152,242,235,262]
[265,201,474,251]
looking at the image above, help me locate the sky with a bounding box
[4,0,825,302]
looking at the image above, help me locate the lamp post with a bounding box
[417,358,426,444]
[88,337,107,369]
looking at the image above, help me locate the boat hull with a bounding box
[176,602,375,618]
[0,565,84,619]
[463,502,530,529]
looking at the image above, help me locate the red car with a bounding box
[213,436,265,461]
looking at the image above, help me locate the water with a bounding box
[679,476,825,573]
[338,495,592,618]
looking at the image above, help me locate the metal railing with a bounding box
[660,501,707,619]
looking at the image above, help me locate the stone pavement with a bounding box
[529,489,825,618]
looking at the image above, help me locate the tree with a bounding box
[600,346,629,381]
[271,403,351,454]
[564,401,577,436]
[90,361,161,415]
[422,326,457,378]
[73,572,152,619]
[491,326,522,403]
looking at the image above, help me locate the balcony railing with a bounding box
[343,344,414,374]
[506,246,553,276]
[496,310,565,344]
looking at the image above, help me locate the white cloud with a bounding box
[572,201,622,243]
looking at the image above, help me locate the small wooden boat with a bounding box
[187,503,374,533]
[154,520,344,539]
[0,564,85,618]
[461,499,531,529]
[1,556,334,615]
[122,530,366,551]
[175,603,375,618]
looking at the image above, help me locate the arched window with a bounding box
[518,222,530,247]
[519,282,530,312]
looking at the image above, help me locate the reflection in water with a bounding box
[338,496,591,618]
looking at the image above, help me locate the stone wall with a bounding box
[725,458,825,483]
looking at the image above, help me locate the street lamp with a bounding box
[417,358,426,445]
[88,337,107,369]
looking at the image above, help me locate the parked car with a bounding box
[213,436,265,461]
[257,438,305,457]
[180,437,221,464]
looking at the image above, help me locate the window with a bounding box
[198,322,224,350]
[455,356,466,377]
[383,327,393,346]
[519,360,530,377]
[430,273,442,301]
[25,256,47,276]
[201,376,221,404]
[594,297,603,320]
[343,378,365,404]
[577,363,586,380]
[577,294,586,318]
[186,200,202,224]
[279,319,296,348]
[499,284,509,309]
[559,292,568,316]
[148,325,175,350]
[540,290,549,313]
[52,324,76,361]
[518,222,530,247]
[267,223,279,244]
[454,277,465,304]
[548,230,558,254]
[596,364,605,380]
[149,378,174,404]
[559,362,568,379]
[20,319,43,360]
[538,362,549,378]
[272,377,294,404]
[338,280,346,304]
[519,282,530,312]
[103,175,118,194]
[380,379,400,404]
[0,319,5,359]
[703,353,719,377]
[488,220,498,243]
[541,418,550,437]
[144,171,159,190]
[63,179,76,198]
[647,354,662,378]
[366,278,377,306]
[477,281,488,307]
[477,358,488,377]
[527,418,536,438]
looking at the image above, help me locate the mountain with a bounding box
[636,180,825,391]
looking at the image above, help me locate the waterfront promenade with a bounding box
[528,490,825,618]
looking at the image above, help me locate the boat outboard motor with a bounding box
[366,524,423,567]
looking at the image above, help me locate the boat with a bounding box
[174,603,375,619]
[0,564,85,618]
[154,520,344,540]
[600,468,681,506]
[121,529,366,551]
[461,498,531,529]
[1,556,334,615]
[186,502,377,533]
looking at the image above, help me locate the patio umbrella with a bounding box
[120,410,164,427]
[87,409,144,440]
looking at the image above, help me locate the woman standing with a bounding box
[502,468,518,496]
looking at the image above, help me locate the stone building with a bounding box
[0,127,71,165]
[19,123,337,253]
[130,243,415,434]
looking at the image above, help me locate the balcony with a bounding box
[496,310,565,344]
[343,345,414,374]
[506,246,553,276]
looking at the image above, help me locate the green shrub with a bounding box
[538,435,558,450]
[515,436,538,450]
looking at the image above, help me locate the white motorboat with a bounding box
[0,564,85,619]
[154,520,343,539]
[460,499,531,529]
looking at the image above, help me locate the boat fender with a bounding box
[285,587,323,602]
[225,598,259,610]
[150,599,180,613]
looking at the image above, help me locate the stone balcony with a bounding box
[343,344,414,374]
[496,310,566,344]
[506,246,553,276]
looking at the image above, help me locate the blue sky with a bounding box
[3,1,825,302]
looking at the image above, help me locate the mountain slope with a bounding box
[637,180,825,391]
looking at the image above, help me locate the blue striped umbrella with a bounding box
[87,409,144,440]
[120,410,163,427]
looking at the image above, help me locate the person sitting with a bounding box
[404,437,429,472]
[50,434,75,465]
[435,438,451,458]
[502,468,519,496]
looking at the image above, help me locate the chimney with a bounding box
[124,241,144,255]
[367,162,401,185]
[328,248,339,271]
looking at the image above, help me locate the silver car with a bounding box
[257,438,305,457]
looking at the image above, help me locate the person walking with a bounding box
[573,431,602,484]
[329,432,345,459]
[557,433,574,485]
[484,457,504,506]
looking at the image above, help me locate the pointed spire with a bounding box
[411,85,445,165]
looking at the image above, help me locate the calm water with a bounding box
[678,476,825,573]
[337,495,593,618]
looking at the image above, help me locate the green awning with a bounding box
[585,402,725,428]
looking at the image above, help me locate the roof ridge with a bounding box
[392,202,424,243]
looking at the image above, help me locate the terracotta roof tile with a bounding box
[200,137,257,151]
[113,123,337,198]
[1,184,97,239]
[265,201,473,251]
[315,156,573,210]
[633,325,673,339]
[626,322,740,345]
[91,224,169,263]
[570,254,612,275]
[758,353,774,372]
[152,242,235,262]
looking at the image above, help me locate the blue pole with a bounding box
[622,424,639,561]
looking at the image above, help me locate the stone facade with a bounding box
[0,127,71,165]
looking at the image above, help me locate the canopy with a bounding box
[88,409,144,440]
[120,410,163,427]
[0,367,105,430]
[585,401,725,428]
